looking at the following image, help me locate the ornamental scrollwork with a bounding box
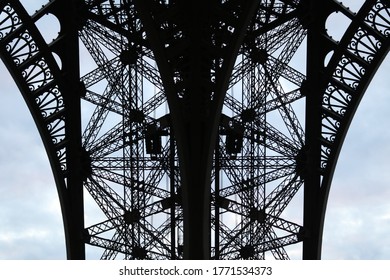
[323,82,352,117]
[365,1,390,37]
[47,115,66,145]
[1,2,69,178]
[332,55,366,90]
[347,27,381,63]
[320,145,332,170]
[56,147,67,173]
[6,29,39,66]
[321,113,340,144]
[0,4,23,39]
[21,57,54,92]
[320,0,389,175]
[36,85,65,118]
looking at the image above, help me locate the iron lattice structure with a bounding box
[0,0,389,259]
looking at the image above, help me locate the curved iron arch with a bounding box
[0,0,388,260]
[301,0,389,259]
[0,0,85,259]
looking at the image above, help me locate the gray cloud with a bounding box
[0,0,389,260]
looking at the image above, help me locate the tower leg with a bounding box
[302,0,327,260]
[58,0,85,259]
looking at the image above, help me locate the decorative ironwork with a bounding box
[0,0,389,260]
[320,0,390,174]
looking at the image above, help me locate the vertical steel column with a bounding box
[180,1,212,259]
[1,0,388,260]
[176,0,259,259]
[56,0,84,259]
[302,0,328,260]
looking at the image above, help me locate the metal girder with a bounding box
[0,0,389,260]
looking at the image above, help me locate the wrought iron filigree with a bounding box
[319,0,390,171]
[0,3,23,39]
[0,0,388,260]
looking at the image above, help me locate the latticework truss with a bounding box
[0,0,389,259]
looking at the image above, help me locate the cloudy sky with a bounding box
[0,0,389,260]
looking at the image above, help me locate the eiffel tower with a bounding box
[0,0,389,259]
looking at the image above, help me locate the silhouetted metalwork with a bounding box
[0,0,389,259]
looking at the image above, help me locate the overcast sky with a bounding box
[0,0,389,260]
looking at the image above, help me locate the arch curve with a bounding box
[0,0,389,260]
